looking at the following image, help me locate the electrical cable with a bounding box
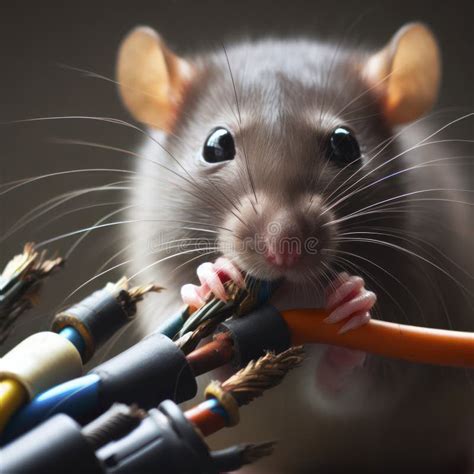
[0,243,63,344]
[185,346,304,436]
[2,333,196,442]
[0,400,275,473]
[0,380,28,432]
[282,307,474,368]
[0,277,160,436]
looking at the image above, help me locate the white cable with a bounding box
[0,332,83,399]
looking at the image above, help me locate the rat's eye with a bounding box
[202,127,236,163]
[327,127,361,166]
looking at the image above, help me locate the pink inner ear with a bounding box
[362,23,441,125]
[117,26,195,132]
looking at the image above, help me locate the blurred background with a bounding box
[0,0,472,353]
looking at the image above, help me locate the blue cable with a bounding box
[58,326,86,358]
[4,314,187,443]
[2,374,101,444]
[4,279,276,444]
[154,309,187,339]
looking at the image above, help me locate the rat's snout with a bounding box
[265,242,301,268]
[263,210,304,269]
[220,192,336,281]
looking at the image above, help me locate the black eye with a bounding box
[202,127,236,163]
[327,127,361,166]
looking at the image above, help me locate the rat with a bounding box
[116,23,474,473]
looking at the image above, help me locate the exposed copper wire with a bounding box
[186,346,304,436]
[0,243,63,343]
[218,346,304,406]
[82,403,147,450]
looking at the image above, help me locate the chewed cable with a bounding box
[0,242,63,343]
[0,273,160,434]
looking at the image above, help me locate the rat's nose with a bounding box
[265,243,301,268]
[263,217,303,268]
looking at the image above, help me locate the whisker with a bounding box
[65,205,133,259]
[338,229,473,280]
[65,244,219,302]
[327,247,425,324]
[34,219,229,249]
[332,236,473,297]
[36,201,124,232]
[2,115,232,214]
[326,189,473,227]
[222,44,259,213]
[1,181,131,243]
[128,247,220,281]
[323,112,474,210]
[325,251,407,323]
[0,168,132,195]
[324,138,474,214]
[55,137,248,226]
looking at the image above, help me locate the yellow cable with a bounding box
[0,379,28,432]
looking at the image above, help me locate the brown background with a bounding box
[0,0,472,351]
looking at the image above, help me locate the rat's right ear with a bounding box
[116,26,194,131]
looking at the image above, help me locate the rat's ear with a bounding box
[117,26,193,131]
[363,23,441,125]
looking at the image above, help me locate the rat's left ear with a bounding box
[116,26,194,131]
[363,23,441,125]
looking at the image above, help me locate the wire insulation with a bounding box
[0,332,83,399]
[0,379,28,432]
[282,308,474,368]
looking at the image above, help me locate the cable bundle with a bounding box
[0,245,161,432]
[0,243,63,343]
[1,348,298,473]
[2,243,474,472]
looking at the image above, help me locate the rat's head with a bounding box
[117,23,440,284]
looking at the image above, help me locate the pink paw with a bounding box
[324,272,376,334]
[180,257,244,308]
[316,273,376,393]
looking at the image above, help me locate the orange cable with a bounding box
[282,309,474,368]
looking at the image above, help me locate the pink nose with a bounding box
[265,242,301,268]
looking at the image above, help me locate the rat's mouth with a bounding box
[228,244,327,284]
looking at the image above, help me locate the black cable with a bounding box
[82,403,146,450]
[211,442,276,471]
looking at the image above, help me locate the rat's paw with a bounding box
[180,257,244,308]
[324,272,376,334]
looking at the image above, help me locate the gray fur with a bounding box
[125,38,473,472]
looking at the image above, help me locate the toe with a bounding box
[324,289,376,324]
[197,262,227,301]
[325,275,364,311]
[181,284,206,308]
